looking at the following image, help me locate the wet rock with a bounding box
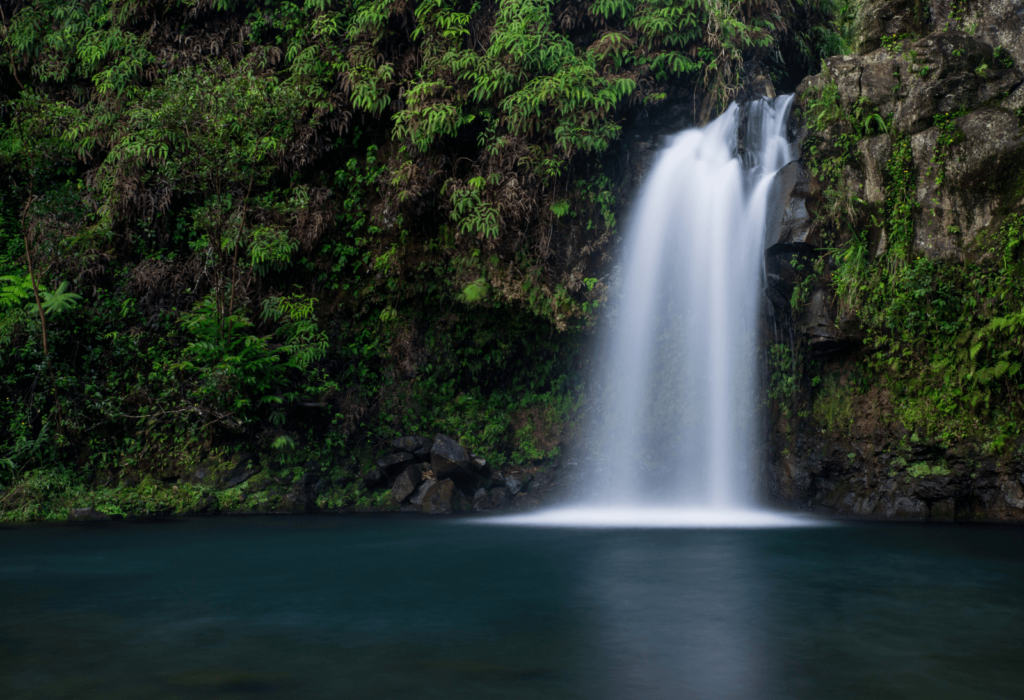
[430,435,474,483]
[391,465,423,503]
[472,487,489,511]
[189,455,257,490]
[391,436,433,458]
[856,134,892,206]
[376,451,417,474]
[765,161,817,252]
[798,287,842,348]
[488,487,509,509]
[1001,478,1024,511]
[505,475,523,496]
[880,494,929,520]
[220,466,257,490]
[410,479,436,506]
[421,479,455,514]
[68,507,111,522]
[189,458,218,485]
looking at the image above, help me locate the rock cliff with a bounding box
[765,0,1024,521]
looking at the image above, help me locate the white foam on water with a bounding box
[477,506,822,529]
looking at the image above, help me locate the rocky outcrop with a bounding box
[353,433,556,514]
[797,32,1023,260]
[854,0,1024,76]
[765,7,1024,522]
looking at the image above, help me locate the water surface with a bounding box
[1,516,1022,699]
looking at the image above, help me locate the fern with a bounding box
[40,281,82,316]
[0,275,37,309]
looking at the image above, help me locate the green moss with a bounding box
[906,461,951,478]
[812,374,854,434]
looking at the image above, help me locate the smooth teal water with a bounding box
[1,515,1023,699]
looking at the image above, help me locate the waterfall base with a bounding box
[479,505,821,528]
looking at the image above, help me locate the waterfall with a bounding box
[495,96,814,528]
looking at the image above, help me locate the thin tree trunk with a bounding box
[227,175,255,324]
[21,188,64,433]
[20,192,47,357]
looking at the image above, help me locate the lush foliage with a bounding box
[0,0,842,518]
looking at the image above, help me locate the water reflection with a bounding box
[574,532,771,699]
[1,518,1023,699]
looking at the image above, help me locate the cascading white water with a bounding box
[493,96,817,528]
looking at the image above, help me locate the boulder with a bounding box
[391,465,423,503]
[488,486,509,509]
[68,507,111,522]
[391,436,433,458]
[220,465,257,490]
[505,475,523,496]
[430,435,474,483]
[421,479,455,514]
[376,451,417,474]
[410,479,436,506]
[472,487,489,511]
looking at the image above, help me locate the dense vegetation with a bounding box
[0,0,845,518]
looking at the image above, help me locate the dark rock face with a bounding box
[768,412,1024,522]
[765,161,819,252]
